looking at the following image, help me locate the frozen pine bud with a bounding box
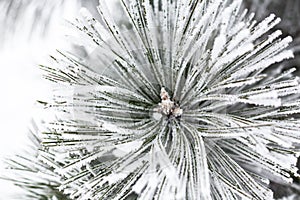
[5,0,300,200]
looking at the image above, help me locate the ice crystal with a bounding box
[6,0,300,199]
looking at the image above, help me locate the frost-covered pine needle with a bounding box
[2,124,70,199]
[6,0,300,199]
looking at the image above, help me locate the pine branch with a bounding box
[4,0,300,199]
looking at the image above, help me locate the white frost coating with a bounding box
[102,122,129,134]
[248,90,280,104]
[9,0,300,200]
[211,34,226,61]
[227,29,250,51]
[211,76,265,91]
[211,0,237,62]
[113,140,143,156]
[248,14,280,42]
[231,49,293,79]
[210,43,254,75]
[132,173,152,194]
[79,8,111,42]
[105,172,129,185]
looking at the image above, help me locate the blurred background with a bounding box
[0,0,299,199]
